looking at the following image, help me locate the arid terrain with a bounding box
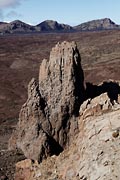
[1,31,120,121]
[0,30,120,179]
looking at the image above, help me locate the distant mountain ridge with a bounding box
[0,18,120,34]
[74,18,119,31]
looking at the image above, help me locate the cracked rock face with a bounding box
[14,93,120,180]
[9,41,85,162]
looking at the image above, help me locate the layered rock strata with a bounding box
[9,41,85,162]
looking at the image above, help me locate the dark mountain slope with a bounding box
[0,18,120,34]
[0,20,35,34]
[36,20,73,32]
[74,18,119,31]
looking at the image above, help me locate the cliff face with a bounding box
[9,41,85,162]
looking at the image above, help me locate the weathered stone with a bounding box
[13,74,120,179]
[9,78,53,161]
[14,107,120,180]
[39,41,85,146]
[80,93,112,119]
[9,41,85,162]
[15,159,38,180]
[10,41,120,179]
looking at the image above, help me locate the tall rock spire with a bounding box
[9,41,85,162]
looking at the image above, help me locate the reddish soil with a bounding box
[1,31,120,121]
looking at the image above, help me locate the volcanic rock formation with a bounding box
[14,92,120,180]
[9,41,120,180]
[9,41,85,162]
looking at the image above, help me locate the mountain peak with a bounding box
[10,20,31,26]
[43,19,57,23]
[74,18,119,31]
[36,20,72,31]
[10,20,24,24]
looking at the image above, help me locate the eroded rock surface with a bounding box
[14,94,120,180]
[9,41,120,179]
[9,41,85,162]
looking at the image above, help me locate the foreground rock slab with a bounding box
[14,94,120,180]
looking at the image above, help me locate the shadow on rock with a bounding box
[85,81,120,104]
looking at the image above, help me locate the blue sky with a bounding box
[0,0,120,25]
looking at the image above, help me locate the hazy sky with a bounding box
[0,0,120,25]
